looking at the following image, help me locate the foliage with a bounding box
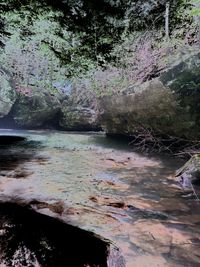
[0,0,196,95]
[0,0,193,60]
[0,9,98,91]
[190,0,200,16]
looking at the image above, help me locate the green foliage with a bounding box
[0,8,98,90]
[190,0,200,15]
[0,0,196,96]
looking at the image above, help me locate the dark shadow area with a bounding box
[0,109,61,131]
[0,203,109,267]
[0,147,33,173]
[0,135,26,145]
[0,113,18,130]
[0,135,42,177]
[105,132,197,157]
[90,133,132,152]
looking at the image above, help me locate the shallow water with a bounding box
[0,130,200,267]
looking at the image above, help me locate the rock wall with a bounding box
[99,52,200,140]
[0,68,16,118]
[1,52,200,134]
[12,91,61,128]
[60,100,100,131]
[0,77,100,130]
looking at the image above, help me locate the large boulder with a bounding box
[59,88,101,131]
[60,101,100,131]
[0,68,16,118]
[12,90,61,128]
[160,51,200,138]
[100,52,200,140]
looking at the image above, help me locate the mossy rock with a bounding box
[59,100,100,131]
[0,68,16,118]
[100,52,200,141]
[13,91,61,128]
[100,79,194,138]
[160,52,200,138]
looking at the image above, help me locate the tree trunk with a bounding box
[165,2,170,40]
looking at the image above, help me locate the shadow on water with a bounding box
[0,135,26,145]
[0,135,43,178]
[0,203,109,267]
[88,134,133,152]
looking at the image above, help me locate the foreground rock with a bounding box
[12,90,61,128]
[0,202,124,267]
[100,52,200,141]
[175,154,200,187]
[0,68,16,118]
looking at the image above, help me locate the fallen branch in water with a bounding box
[128,125,200,156]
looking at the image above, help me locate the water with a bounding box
[0,130,200,267]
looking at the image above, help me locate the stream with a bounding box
[0,130,200,267]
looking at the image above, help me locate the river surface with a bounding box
[0,130,200,267]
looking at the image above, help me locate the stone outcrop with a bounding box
[59,90,101,131]
[99,52,200,140]
[0,68,16,118]
[0,202,125,267]
[1,51,200,134]
[60,101,100,131]
[12,90,61,128]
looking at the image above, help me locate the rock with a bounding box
[100,79,179,136]
[175,154,200,186]
[129,219,198,265]
[107,245,126,267]
[127,205,169,220]
[0,68,16,118]
[129,221,172,254]
[59,100,101,131]
[0,202,125,267]
[99,52,200,141]
[12,90,61,128]
[59,83,101,130]
[160,51,200,139]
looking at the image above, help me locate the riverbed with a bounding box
[0,130,200,267]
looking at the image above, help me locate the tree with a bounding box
[165,2,170,39]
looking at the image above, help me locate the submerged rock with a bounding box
[12,90,61,128]
[0,68,16,118]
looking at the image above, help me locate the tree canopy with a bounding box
[0,0,193,90]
